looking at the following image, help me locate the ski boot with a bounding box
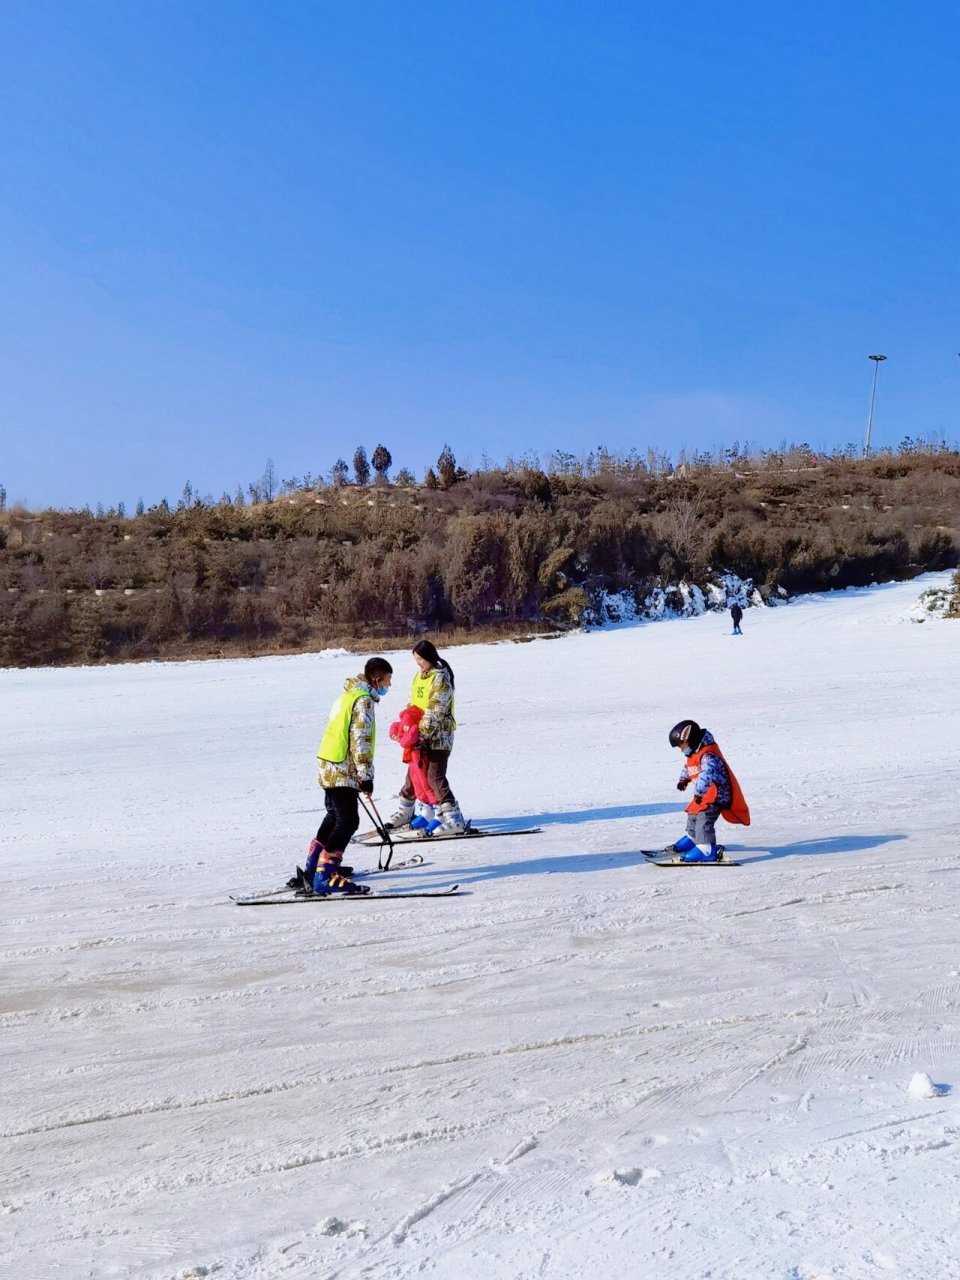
[436,801,466,833]
[293,840,355,891]
[312,853,368,895]
[410,801,441,833]
[662,835,696,858]
[293,838,324,890]
[385,800,415,831]
[681,844,719,864]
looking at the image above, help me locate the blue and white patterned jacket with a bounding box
[678,730,732,807]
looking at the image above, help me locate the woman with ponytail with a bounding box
[386,640,465,833]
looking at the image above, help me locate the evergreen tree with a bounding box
[371,443,392,481]
[437,444,457,489]
[135,498,145,516]
[353,446,371,486]
[330,458,350,486]
[262,458,278,501]
[394,466,416,486]
[424,467,439,490]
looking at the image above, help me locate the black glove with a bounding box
[358,779,374,794]
[677,778,690,791]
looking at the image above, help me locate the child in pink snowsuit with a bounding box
[389,706,437,826]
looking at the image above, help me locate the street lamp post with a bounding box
[863,354,887,457]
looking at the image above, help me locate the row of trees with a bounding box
[7,432,957,522]
[2,447,958,667]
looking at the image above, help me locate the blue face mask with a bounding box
[681,746,693,757]
[377,684,389,698]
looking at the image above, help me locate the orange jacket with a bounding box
[684,742,751,826]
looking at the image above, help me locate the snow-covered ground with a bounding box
[3,572,960,1280]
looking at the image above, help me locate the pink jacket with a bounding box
[389,706,437,805]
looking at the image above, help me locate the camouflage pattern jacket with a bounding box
[317,676,379,790]
[412,666,456,752]
[677,731,732,807]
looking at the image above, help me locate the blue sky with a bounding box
[1,1,958,509]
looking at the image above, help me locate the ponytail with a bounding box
[412,639,455,690]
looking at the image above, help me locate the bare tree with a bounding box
[654,492,708,574]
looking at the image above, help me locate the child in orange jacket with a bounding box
[666,719,750,862]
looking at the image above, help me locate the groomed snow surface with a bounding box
[3,572,960,1280]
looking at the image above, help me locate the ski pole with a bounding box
[359,792,395,871]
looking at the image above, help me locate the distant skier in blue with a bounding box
[730,603,743,635]
[662,720,750,862]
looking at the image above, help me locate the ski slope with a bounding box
[3,572,960,1280]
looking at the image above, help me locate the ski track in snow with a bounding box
[3,573,960,1279]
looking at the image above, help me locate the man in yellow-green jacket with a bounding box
[299,656,393,894]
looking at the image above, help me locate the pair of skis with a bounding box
[640,848,741,867]
[355,795,541,872]
[234,800,544,905]
[233,883,462,906]
[232,852,456,905]
[355,823,543,846]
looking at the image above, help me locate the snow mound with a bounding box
[903,585,957,622]
[907,1072,948,1099]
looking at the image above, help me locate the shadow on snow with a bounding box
[387,831,910,887]
[730,833,908,864]
[473,802,676,830]
[440,849,644,886]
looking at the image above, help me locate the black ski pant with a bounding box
[317,787,361,853]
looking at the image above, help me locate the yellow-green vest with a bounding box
[410,669,456,728]
[317,688,375,763]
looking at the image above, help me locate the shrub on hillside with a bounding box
[1,448,957,665]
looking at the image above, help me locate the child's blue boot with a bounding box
[410,802,441,833]
[663,835,696,856]
[681,844,719,863]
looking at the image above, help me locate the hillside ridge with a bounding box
[2,450,958,666]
